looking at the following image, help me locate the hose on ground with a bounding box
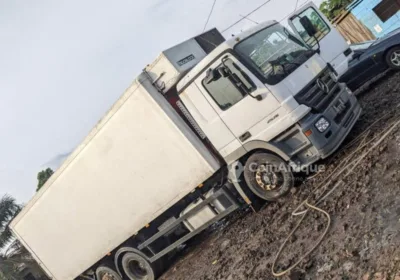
[271,202,331,277]
[271,118,400,277]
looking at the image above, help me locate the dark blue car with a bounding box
[339,29,400,91]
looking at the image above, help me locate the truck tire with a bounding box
[122,252,155,280]
[385,46,400,69]
[243,152,293,201]
[95,265,122,280]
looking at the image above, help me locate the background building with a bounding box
[332,0,400,42]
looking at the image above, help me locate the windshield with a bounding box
[234,23,315,85]
[350,40,376,51]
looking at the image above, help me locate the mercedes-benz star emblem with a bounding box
[316,78,329,93]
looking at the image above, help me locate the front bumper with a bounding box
[298,85,361,162]
[317,99,361,159]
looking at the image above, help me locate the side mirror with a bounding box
[300,16,317,37]
[205,68,222,84]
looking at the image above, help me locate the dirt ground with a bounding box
[160,71,400,280]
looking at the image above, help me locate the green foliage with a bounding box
[36,168,54,192]
[0,195,34,279]
[0,195,20,250]
[310,10,326,31]
[319,0,353,20]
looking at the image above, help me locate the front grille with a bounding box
[343,112,354,128]
[294,68,340,113]
[334,100,351,124]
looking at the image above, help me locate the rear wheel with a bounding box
[385,47,400,69]
[243,152,293,201]
[95,266,122,280]
[122,252,155,280]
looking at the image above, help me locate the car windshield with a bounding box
[234,23,315,85]
[350,40,376,51]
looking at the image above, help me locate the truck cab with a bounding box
[176,20,361,199]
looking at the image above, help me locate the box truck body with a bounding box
[11,74,220,280]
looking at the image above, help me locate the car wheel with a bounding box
[385,47,400,69]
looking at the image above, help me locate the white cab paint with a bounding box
[249,105,310,144]
[195,54,280,140]
[177,22,277,92]
[179,31,321,161]
[179,83,236,151]
[180,51,285,158]
[278,54,326,96]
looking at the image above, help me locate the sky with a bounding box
[0,0,324,203]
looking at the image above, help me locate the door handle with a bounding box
[239,132,251,142]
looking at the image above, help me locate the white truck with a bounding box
[11,3,360,280]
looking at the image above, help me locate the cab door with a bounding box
[194,53,281,151]
[288,2,352,76]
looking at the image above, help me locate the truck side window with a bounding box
[202,58,256,110]
[292,7,330,46]
[223,58,256,94]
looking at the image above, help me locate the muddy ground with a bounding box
[160,72,400,280]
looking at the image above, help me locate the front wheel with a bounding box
[385,47,400,69]
[243,152,293,201]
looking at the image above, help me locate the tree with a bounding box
[36,168,54,192]
[319,0,353,20]
[310,10,327,31]
[0,195,33,279]
[319,1,330,17]
[0,195,20,251]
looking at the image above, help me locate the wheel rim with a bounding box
[254,164,284,192]
[127,260,149,279]
[99,272,117,280]
[390,51,400,66]
[96,267,121,280]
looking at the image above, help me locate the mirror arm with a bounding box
[253,94,263,101]
[313,34,321,54]
[221,55,230,69]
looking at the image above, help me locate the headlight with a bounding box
[315,117,330,132]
